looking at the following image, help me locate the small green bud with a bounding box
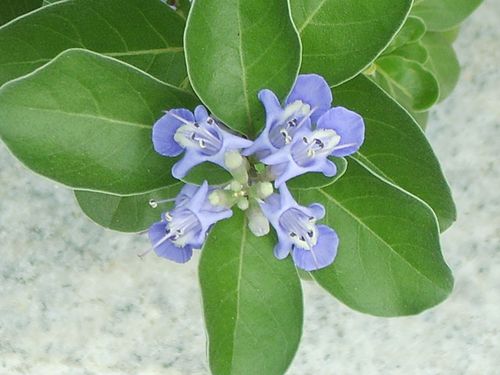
[237,198,249,211]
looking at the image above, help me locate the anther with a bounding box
[315,139,324,148]
[165,212,173,221]
[149,197,176,208]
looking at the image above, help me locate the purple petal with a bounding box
[274,165,304,188]
[222,132,254,150]
[292,225,338,271]
[274,240,291,260]
[307,203,325,220]
[194,105,209,122]
[320,159,337,177]
[278,184,298,210]
[317,107,365,157]
[261,149,290,165]
[175,183,199,206]
[171,153,203,179]
[258,89,282,119]
[155,241,193,263]
[187,181,209,210]
[286,74,332,123]
[152,109,194,157]
[148,222,193,263]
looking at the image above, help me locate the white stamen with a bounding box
[169,111,193,125]
[149,197,175,208]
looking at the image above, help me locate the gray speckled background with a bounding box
[1,1,499,374]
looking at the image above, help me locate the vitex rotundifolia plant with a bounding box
[0,0,481,373]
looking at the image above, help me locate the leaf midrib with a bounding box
[297,0,328,33]
[5,106,152,129]
[0,47,184,67]
[316,187,448,292]
[230,215,248,374]
[235,0,253,133]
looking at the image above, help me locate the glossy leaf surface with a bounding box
[373,55,439,111]
[0,49,197,194]
[200,210,303,375]
[0,0,42,26]
[296,160,454,316]
[291,0,412,85]
[75,184,183,233]
[421,32,460,102]
[334,75,455,230]
[389,42,428,64]
[185,0,301,137]
[412,0,482,32]
[385,16,427,53]
[0,0,186,87]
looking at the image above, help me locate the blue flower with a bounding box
[260,184,338,271]
[148,182,232,263]
[261,106,365,187]
[243,74,333,158]
[152,105,253,179]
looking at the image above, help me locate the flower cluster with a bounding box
[146,74,365,271]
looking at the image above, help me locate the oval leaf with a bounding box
[296,159,454,316]
[200,210,303,375]
[385,16,427,53]
[334,75,456,231]
[421,32,460,102]
[185,0,301,137]
[0,0,186,87]
[75,184,183,233]
[0,49,198,194]
[412,0,482,32]
[373,55,439,111]
[291,0,412,85]
[389,42,429,64]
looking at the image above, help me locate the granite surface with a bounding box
[1,1,499,374]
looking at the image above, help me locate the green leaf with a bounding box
[441,27,461,44]
[75,184,183,233]
[408,109,429,130]
[373,55,439,111]
[290,0,412,86]
[200,210,303,375]
[181,162,233,186]
[412,0,482,32]
[42,0,60,5]
[185,0,301,137]
[296,159,454,316]
[0,49,198,194]
[385,16,426,53]
[0,0,42,26]
[173,0,191,18]
[334,75,456,231]
[389,42,428,64]
[287,157,347,190]
[421,32,460,102]
[0,0,186,87]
